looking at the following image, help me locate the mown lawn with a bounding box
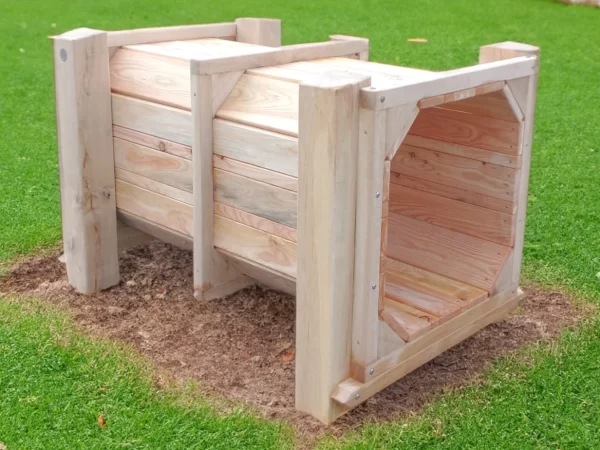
[0,0,599,448]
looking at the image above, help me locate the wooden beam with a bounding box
[106,22,237,47]
[385,103,419,159]
[360,56,537,110]
[52,28,119,294]
[235,18,281,47]
[295,72,368,424]
[329,34,369,60]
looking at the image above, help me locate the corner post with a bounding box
[53,28,119,294]
[296,72,369,424]
[480,42,540,292]
[235,18,281,47]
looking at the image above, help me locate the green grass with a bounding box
[1,0,600,448]
[0,298,292,449]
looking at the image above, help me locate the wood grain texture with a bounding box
[213,155,298,191]
[409,107,521,155]
[53,28,120,294]
[214,168,297,228]
[235,18,281,47]
[113,138,193,192]
[385,103,419,159]
[380,299,432,342]
[214,203,297,242]
[115,168,193,205]
[389,184,515,246]
[386,282,463,319]
[437,90,521,122]
[117,210,193,250]
[106,22,236,47]
[386,213,511,291]
[392,144,518,202]
[113,125,192,160]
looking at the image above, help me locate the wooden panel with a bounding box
[389,184,514,246]
[217,74,299,136]
[214,203,297,242]
[386,282,463,318]
[113,138,192,192]
[380,298,432,342]
[386,213,510,291]
[214,215,297,278]
[392,145,518,202]
[113,125,192,160]
[437,90,520,122]
[391,173,516,215]
[111,94,192,146]
[115,168,193,205]
[53,28,120,294]
[115,180,193,236]
[235,18,281,47]
[213,155,297,192]
[409,107,521,155]
[418,81,505,109]
[214,119,298,177]
[106,22,237,47]
[385,258,488,305]
[214,168,297,228]
[403,134,521,169]
[118,210,192,250]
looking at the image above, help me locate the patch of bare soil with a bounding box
[0,241,589,441]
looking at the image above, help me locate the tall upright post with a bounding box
[480,42,540,292]
[235,18,281,47]
[53,28,120,293]
[296,71,369,424]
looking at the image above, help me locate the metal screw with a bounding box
[371,283,377,290]
[375,192,380,198]
[355,393,360,400]
[370,368,375,375]
[380,95,386,103]
[60,48,67,61]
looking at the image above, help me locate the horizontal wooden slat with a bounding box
[403,134,521,169]
[214,168,297,228]
[380,298,432,342]
[113,138,193,192]
[106,23,237,47]
[115,180,193,236]
[386,213,510,291]
[392,144,518,202]
[217,74,299,136]
[389,184,514,246]
[213,155,297,192]
[214,215,297,278]
[214,203,297,242]
[214,119,298,176]
[115,168,193,205]
[113,125,192,160]
[409,107,521,155]
[112,94,192,146]
[386,282,463,318]
[391,173,516,215]
[437,90,521,122]
[117,210,192,250]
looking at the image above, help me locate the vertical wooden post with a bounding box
[53,28,119,294]
[235,18,281,47]
[480,42,540,291]
[296,72,369,424]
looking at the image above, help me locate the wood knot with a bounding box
[159,142,166,151]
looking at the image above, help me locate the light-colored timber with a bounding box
[52,20,539,425]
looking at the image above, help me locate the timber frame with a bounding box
[52,19,539,424]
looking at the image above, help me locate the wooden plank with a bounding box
[214,215,297,278]
[113,125,192,160]
[409,107,521,155]
[214,203,297,242]
[106,22,237,47]
[332,289,525,404]
[386,282,463,318]
[214,168,297,228]
[380,298,433,342]
[113,138,192,192]
[235,18,281,47]
[385,258,488,306]
[213,155,298,192]
[386,214,510,291]
[217,74,299,136]
[111,93,192,146]
[385,103,419,159]
[418,81,505,109]
[403,134,521,169]
[392,144,518,202]
[53,28,120,294]
[115,168,193,205]
[436,90,521,122]
[329,35,369,60]
[214,119,298,177]
[295,73,365,424]
[479,41,540,64]
[115,180,192,236]
[117,210,193,250]
[353,107,386,370]
[391,173,517,215]
[360,56,537,110]
[389,184,515,246]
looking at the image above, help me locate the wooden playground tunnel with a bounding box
[52,19,539,424]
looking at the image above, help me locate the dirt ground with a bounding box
[0,241,589,440]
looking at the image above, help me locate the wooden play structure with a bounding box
[52,19,539,424]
